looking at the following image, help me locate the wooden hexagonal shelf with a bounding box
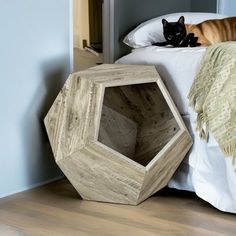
[44,64,192,205]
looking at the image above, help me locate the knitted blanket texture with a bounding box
[188,42,236,160]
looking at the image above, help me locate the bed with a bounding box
[115,13,236,213]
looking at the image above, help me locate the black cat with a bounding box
[153,16,201,47]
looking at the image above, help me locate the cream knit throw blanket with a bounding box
[188,42,236,159]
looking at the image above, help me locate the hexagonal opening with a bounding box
[98,82,180,166]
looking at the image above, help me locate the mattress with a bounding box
[116,46,236,213]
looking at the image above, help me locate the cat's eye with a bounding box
[176,32,181,35]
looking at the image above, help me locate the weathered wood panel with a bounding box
[44,64,192,205]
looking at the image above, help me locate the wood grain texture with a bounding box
[100,83,180,166]
[0,224,24,236]
[99,105,138,158]
[1,180,236,236]
[138,131,192,203]
[44,64,192,205]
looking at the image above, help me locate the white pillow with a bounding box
[123,12,226,48]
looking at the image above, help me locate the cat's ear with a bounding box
[178,16,185,25]
[162,19,168,28]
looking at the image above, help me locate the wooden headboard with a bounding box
[103,0,217,62]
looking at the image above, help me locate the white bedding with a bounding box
[116,46,236,213]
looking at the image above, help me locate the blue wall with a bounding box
[0,0,71,198]
[191,0,217,12]
[218,0,236,16]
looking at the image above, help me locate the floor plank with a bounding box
[0,179,235,236]
[73,48,103,72]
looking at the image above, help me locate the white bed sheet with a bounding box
[116,46,236,213]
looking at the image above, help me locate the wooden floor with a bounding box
[73,48,103,72]
[0,179,235,236]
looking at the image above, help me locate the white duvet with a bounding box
[116,46,236,213]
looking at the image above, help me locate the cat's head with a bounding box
[162,16,187,46]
